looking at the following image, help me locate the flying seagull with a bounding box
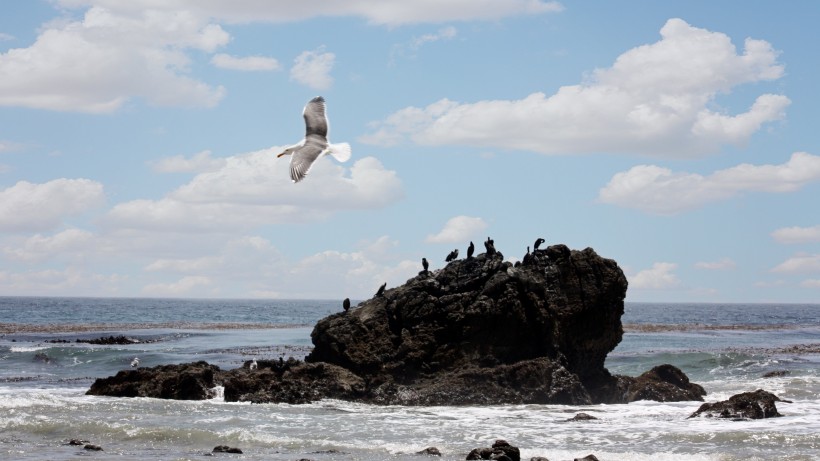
[277,96,351,183]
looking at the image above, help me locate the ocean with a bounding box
[1,297,818,460]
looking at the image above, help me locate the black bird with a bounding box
[484,236,496,255]
[343,297,351,312]
[422,257,429,272]
[445,249,459,262]
[534,238,545,250]
[467,241,475,259]
[523,246,532,264]
[376,282,386,297]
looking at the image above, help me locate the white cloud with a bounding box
[695,258,736,270]
[290,47,335,90]
[0,266,126,296]
[106,148,403,232]
[771,254,820,273]
[800,279,820,288]
[0,6,227,113]
[425,215,488,243]
[150,150,227,173]
[211,53,280,71]
[0,33,14,41]
[390,26,458,64]
[362,19,789,157]
[598,152,820,215]
[771,225,820,244]
[2,228,95,262]
[56,0,563,26]
[142,275,214,297]
[629,262,681,290]
[0,179,105,232]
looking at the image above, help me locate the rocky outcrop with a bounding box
[688,389,790,420]
[86,361,220,400]
[87,243,706,406]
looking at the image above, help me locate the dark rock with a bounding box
[86,243,705,407]
[418,446,442,456]
[67,439,89,445]
[762,370,789,378]
[83,444,103,451]
[82,335,139,345]
[466,441,520,461]
[86,361,220,399]
[618,364,706,403]
[574,456,599,461]
[689,389,791,420]
[567,412,598,421]
[213,445,243,453]
[33,352,53,364]
[530,458,550,461]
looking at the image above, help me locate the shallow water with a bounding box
[1,298,819,460]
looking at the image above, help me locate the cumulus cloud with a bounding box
[629,262,681,290]
[425,215,488,244]
[149,150,227,173]
[56,0,563,26]
[0,6,227,112]
[290,47,335,90]
[361,19,789,157]
[598,152,820,215]
[771,225,820,244]
[106,148,403,232]
[0,179,105,232]
[211,53,280,71]
[0,266,125,296]
[142,275,214,297]
[771,254,820,273]
[2,229,95,262]
[695,258,736,270]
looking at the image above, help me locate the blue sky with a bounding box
[1,1,819,302]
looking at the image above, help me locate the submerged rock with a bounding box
[689,389,791,420]
[87,361,220,400]
[618,364,706,402]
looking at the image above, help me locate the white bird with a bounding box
[249,359,258,371]
[130,357,140,368]
[277,96,351,183]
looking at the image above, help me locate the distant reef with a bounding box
[88,243,706,405]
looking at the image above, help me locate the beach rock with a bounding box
[83,444,103,451]
[212,445,243,454]
[618,364,706,402]
[688,389,790,420]
[574,456,599,461]
[417,446,442,456]
[466,440,520,461]
[87,242,706,407]
[86,361,220,399]
[567,412,598,421]
[530,458,550,461]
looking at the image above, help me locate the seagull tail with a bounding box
[327,142,352,162]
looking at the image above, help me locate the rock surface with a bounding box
[688,389,790,420]
[87,244,706,406]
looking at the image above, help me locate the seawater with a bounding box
[1,298,819,460]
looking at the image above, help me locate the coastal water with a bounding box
[1,297,818,460]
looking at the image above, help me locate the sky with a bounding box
[1,1,819,303]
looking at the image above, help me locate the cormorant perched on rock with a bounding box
[445,249,459,262]
[484,237,496,256]
[534,238,545,250]
[467,241,475,259]
[343,297,351,312]
[523,246,532,264]
[376,282,386,297]
[422,257,429,272]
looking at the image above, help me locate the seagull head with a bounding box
[277,140,305,158]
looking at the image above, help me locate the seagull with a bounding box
[130,357,140,368]
[249,359,258,371]
[277,96,351,183]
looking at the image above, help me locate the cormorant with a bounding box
[343,297,351,312]
[376,282,387,297]
[534,237,545,250]
[445,249,459,262]
[422,257,429,272]
[467,241,475,259]
[484,237,496,255]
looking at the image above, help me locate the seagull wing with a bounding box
[289,138,326,182]
[303,96,328,139]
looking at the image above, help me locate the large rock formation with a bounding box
[87,244,706,405]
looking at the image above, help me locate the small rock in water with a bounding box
[417,446,442,456]
[66,439,89,446]
[83,444,103,451]
[213,445,243,454]
[762,370,789,378]
[530,457,550,461]
[574,456,599,461]
[567,412,598,421]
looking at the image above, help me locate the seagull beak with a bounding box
[276,152,286,158]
